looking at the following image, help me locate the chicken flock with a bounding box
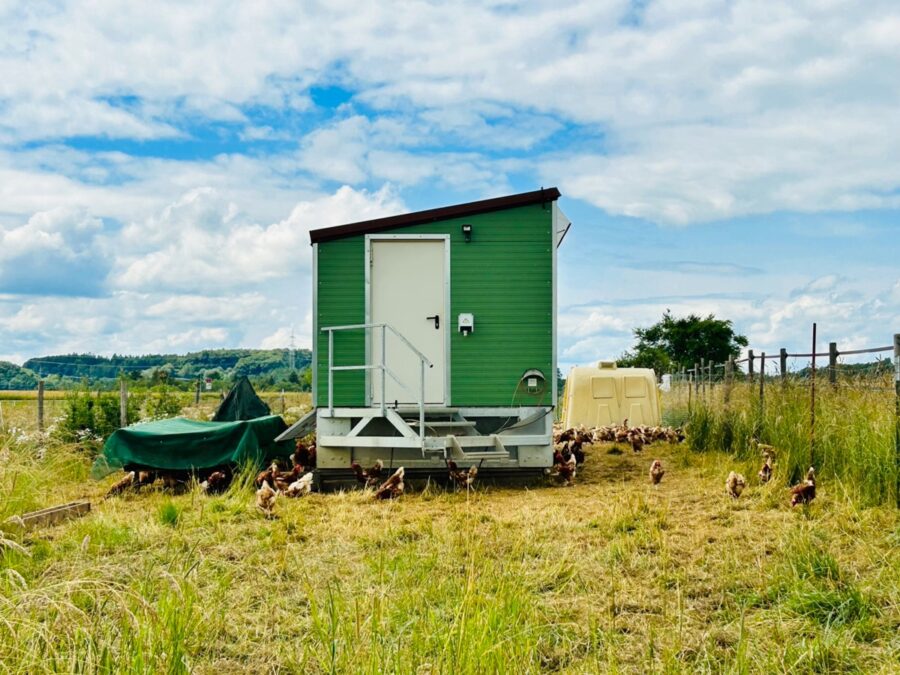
[105,421,818,514]
[550,420,685,487]
[553,421,818,508]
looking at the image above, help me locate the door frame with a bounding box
[364,233,451,407]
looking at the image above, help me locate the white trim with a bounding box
[445,237,451,406]
[364,239,371,404]
[550,202,570,408]
[551,204,560,407]
[364,233,451,406]
[311,242,318,408]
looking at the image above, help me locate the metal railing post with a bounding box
[328,329,334,416]
[780,348,788,386]
[381,325,386,417]
[321,323,433,435]
[419,359,425,444]
[829,341,838,387]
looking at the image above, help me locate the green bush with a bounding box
[144,385,186,419]
[55,384,144,443]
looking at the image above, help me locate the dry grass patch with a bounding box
[0,434,898,673]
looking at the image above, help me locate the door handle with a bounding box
[426,314,440,329]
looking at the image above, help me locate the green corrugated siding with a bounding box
[316,237,366,406]
[316,202,553,407]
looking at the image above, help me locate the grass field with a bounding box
[2,428,898,673]
[663,374,897,507]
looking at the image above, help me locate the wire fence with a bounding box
[662,325,900,506]
[0,385,313,437]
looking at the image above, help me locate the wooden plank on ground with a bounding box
[19,501,91,531]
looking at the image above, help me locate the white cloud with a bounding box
[0,97,179,143]
[148,328,231,350]
[296,115,515,193]
[144,293,266,321]
[1,0,899,364]
[115,184,403,290]
[558,274,900,371]
[1,1,899,223]
[0,176,404,359]
[0,207,110,295]
[0,207,102,260]
[7,305,47,332]
[0,147,323,228]
[259,327,293,350]
[559,310,631,339]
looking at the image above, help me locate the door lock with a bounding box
[426,314,440,329]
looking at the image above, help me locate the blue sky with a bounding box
[1,1,898,370]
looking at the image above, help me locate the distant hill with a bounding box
[0,361,40,389]
[8,348,312,391]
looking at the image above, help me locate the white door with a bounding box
[370,238,446,405]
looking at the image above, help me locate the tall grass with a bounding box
[665,373,897,505]
[2,414,897,672]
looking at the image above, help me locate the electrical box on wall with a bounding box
[521,368,546,394]
[458,313,474,336]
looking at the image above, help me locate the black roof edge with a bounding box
[309,187,561,244]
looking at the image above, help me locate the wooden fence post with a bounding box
[700,358,706,400]
[195,378,201,406]
[725,356,734,404]
[694,363,700,398]
[748,349,755,386]
[119,378,128,428]
[688,369,693,414]
[281,388,286,414]
[810,323,817,466]
[37,380,44,432]
[893,333,899,507]
[829,342,838,386]
[759,352,766,423]
[780,348,788,386]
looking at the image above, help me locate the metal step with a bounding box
[422,445,510,460]
[405,420,477,428]
[445,433,511,460]
[456,451,511,460]
[392,406,459,415]
[452,436,503,448]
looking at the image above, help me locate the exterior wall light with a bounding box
[462,223,473,242]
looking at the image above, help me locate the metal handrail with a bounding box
[322,322,432,444]
[322,322,433,366]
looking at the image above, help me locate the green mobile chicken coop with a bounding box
[278,188,571,479]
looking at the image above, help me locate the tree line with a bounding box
[2,348,313,391]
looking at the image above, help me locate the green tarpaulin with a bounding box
[213,376,270,422]
[93,415,293,477]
